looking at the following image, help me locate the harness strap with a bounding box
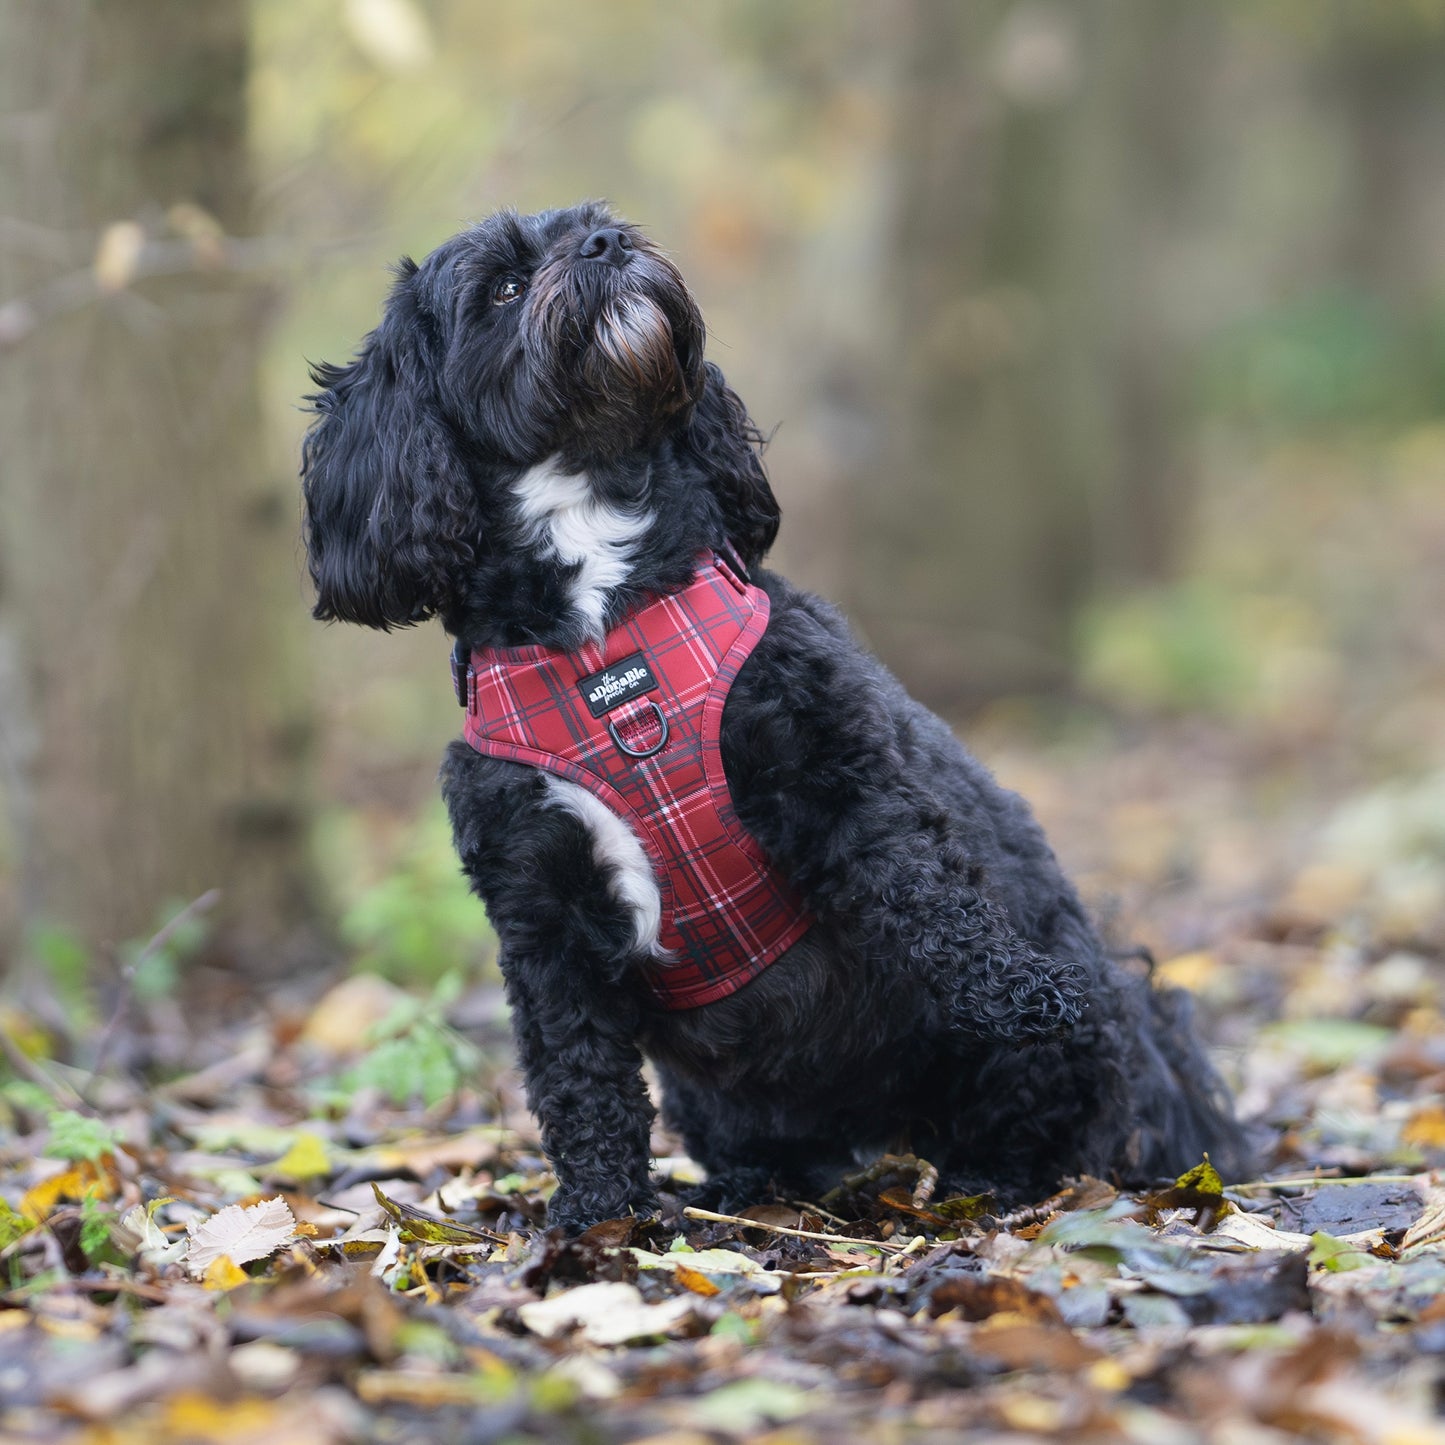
[455,551,811,1009]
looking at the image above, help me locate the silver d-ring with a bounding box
[608,701,669,759]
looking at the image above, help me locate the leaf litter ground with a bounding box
[5,450,1445,1442]
[6,726,1445,1445]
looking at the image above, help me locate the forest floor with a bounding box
[3,439,1445,1443]
[3,727,1444,1443]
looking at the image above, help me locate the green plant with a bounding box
[319,805,496,987]
[44,1111,121,1163]
[23,924,94,1029]
[326,974,482,1109]
[78,1193,122,1267]
[121,896,213,1004]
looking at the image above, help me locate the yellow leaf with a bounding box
[20,1159,115,1221]
[1403,1105,1445,1150]
[201,1254,250,1291]
[267,1132,332,1182]
[997,1394,1065,1432]
[300,973,409,1055]
[162,1392,282,1439]
[1087,1358,1132,1393]
[673,1263,721,1297]
[1173,1157,1225,1196]
[1155,951,1221,993]
[93,221,146,293]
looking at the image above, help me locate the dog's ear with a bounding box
[302,261,481,629]
[677,361,780,569]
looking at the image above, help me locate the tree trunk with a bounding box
[0,0,315,965]
[848,0,1215,707]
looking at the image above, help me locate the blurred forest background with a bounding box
[1,0,1444,999]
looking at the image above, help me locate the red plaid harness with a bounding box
[453,552,812,1009]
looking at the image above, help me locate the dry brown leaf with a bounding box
[928,1275,1064,1324]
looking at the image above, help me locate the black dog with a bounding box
[302,202,1243,1232]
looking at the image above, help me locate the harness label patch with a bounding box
[577,652,659,717]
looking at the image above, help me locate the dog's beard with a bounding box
[587,292,679,400]
[525,249,701,457]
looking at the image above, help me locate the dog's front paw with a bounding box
[684,1166,783,1217]
[546,1186,660,1237]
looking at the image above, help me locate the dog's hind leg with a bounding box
[726,596,1086,1043]
[655,1067,857,1214]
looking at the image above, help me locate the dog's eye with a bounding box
[492,276,525,306]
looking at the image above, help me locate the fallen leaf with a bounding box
[632,1246,783,1294]
[928,1274,1063,1323]
[974,1320,1098,1371]
[115,1198,187,1267]
[1308,1231,1373,1273]
[267,1132,332,1183]
[1145,1156,1234,1230]
[299,974,410,1054]
[185,1197,296,1278]
[516,1281,702,1345]
[201,1255,251,1291]
[21,1159,116,1221]
[1260,1018,1393,1071]
[691,1378,814,1434]
[1402,1105,1445,1150]
[369,1182,504,1245]
[672,1264,721,1297]
[1155,951,1223,992]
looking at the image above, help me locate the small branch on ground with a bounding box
[683,1205,913,1253]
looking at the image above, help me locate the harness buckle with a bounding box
[450,638,471,708]
[715,545,750,594]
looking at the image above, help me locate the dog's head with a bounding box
[302,202,779,632]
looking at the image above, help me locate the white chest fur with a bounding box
[512,458,652,639]
[542,776,664,955]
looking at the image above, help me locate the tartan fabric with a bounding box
[458,552,813,1009]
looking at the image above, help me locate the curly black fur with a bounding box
[302,203,1246,1232]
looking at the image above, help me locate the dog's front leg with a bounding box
[443,750,659,1233]
[504,963,658,1233]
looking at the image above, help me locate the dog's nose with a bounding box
[579,227,634,266]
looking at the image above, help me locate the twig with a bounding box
[1230,1173,1427,1194]
[911,1161,940,1209]
[682,1205,910,1254]
[0,232,367,350]
[0,1022,85,1109]
[786,1199,855,1229]
[83,889,221,1099]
